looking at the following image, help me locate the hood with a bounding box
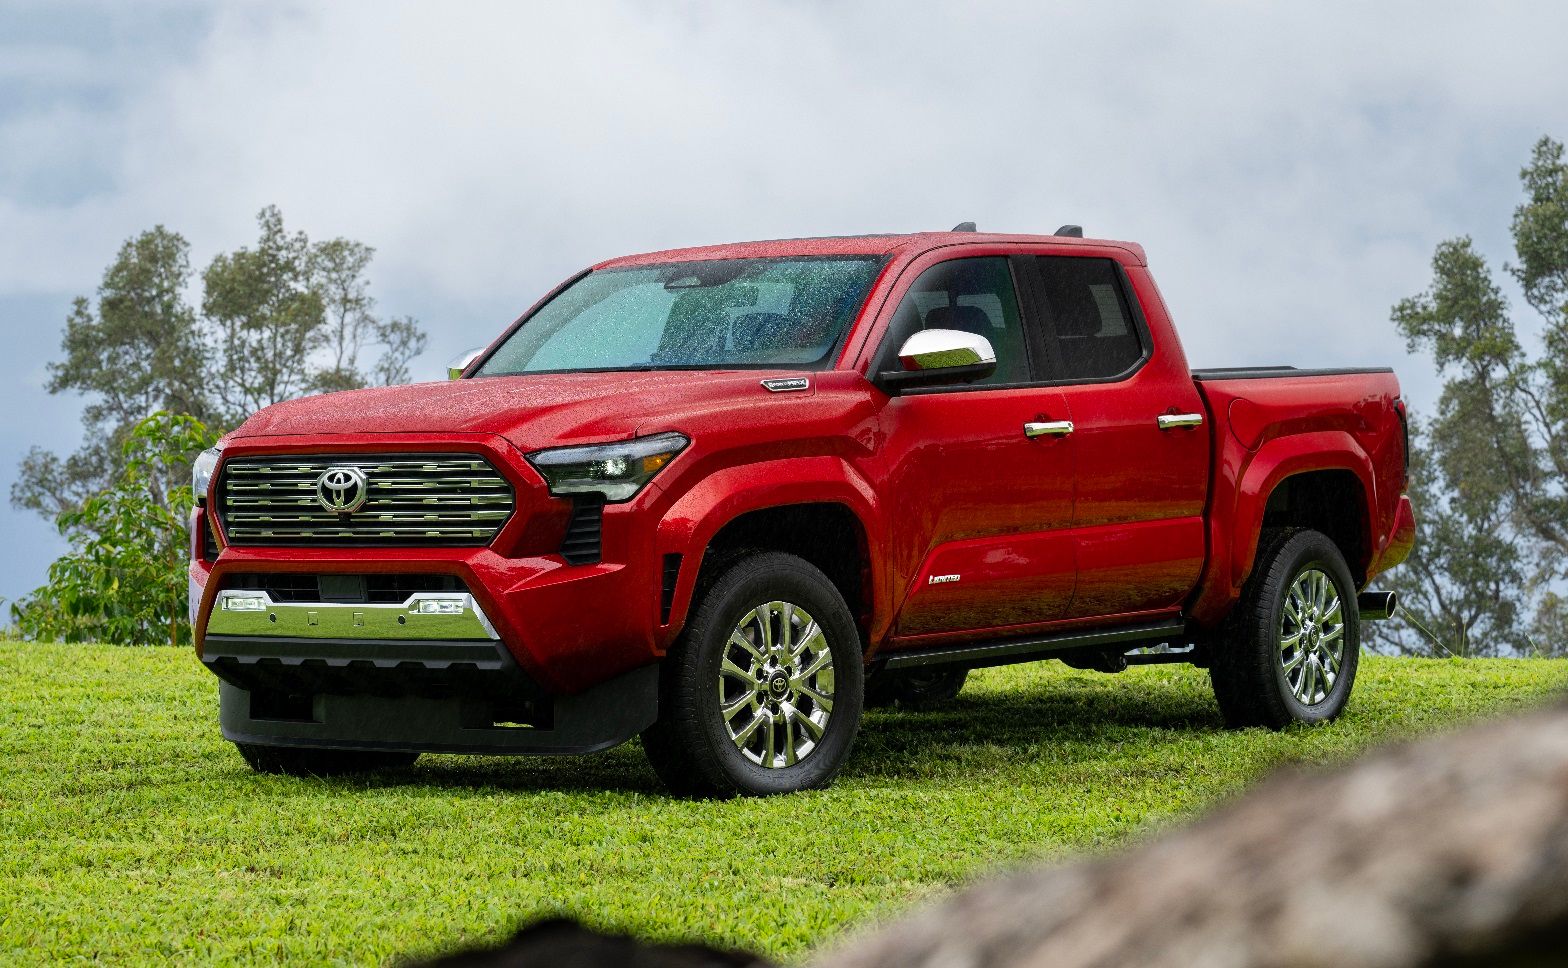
[231,370,818,450]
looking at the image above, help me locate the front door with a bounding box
[874,255,1077,641]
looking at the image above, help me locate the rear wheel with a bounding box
[1210,528,1360,729]
[235,743,419,777]
[641,552,864,797]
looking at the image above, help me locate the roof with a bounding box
[594,231,1147,268]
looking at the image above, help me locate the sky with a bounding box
[3,0,1568,610]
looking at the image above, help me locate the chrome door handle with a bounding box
[1024,420,1074,438]
[1157,413,1205,430]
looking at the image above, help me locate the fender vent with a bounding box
[560,496,605,565]
[660,554,682,624]
[200,514,221,561]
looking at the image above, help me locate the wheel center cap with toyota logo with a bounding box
[315,466,369,514]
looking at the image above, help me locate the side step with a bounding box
[881,618,1185,672]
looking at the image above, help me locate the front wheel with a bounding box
[641,552,864,797]
[1210,528,1361,729]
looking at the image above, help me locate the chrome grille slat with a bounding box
[223,497,514,508]
[218,453,515,547]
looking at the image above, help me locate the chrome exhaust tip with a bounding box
[1358,590,1398,621]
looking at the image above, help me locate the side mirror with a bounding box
[446,347,485,381]
[875,329,998,392]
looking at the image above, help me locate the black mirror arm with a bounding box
[873,360,998,394]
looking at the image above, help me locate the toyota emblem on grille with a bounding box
[315,466,369,514]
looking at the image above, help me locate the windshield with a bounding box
[476,257,885,375]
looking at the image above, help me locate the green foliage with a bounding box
[1388,136,1568,656]
[1369,421,1526,656]
[9,208,428,646]
[12,227,209,519]
[10,414,216,647]
[201,206,326,420]
[10,206,427,522]
[0,649,1561,963]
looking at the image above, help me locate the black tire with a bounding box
[235,743,420,777]
[641,552,864,797]
[1210,528,1361,729]
[865,667,968,710]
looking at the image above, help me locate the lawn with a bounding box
[1,645,1563,966]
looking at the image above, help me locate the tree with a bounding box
[12,227,208,519]
[307,236,428,392]
[10,208,430,644]
[11,206,428,522]
[200,206,325,423]
[10,413,215,647]
[1366,421,1526,656]
[1386,136,1568,656]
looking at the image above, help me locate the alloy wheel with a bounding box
[1278,567,1346,706]
[718,600,835,768]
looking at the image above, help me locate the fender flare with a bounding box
[652,456,887,644]
[1191,430,1377,627]
[1232,431,1377,580]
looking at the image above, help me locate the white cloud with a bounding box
[7,1,1568,400]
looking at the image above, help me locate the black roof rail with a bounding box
[1054,224,1083,237]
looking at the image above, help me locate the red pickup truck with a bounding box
[188,226,1415,796]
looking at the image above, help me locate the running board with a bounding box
[881,618,1186,671]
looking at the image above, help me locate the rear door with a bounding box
[1020,254,1210,619]
[874,254,1077,642]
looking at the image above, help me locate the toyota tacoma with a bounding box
[189,225,1416,796]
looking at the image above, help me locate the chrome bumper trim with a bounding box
[205,589,500,641]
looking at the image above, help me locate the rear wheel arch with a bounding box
[1232,437,1377,593]
[1257,469,1372,586]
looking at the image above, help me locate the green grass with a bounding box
[1,645,1563,966]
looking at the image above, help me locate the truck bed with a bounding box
[1184,364,1411,626]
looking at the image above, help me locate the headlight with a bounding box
[526,432,688,502]
[192,444,225,503]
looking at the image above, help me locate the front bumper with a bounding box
[216,662,659,756]
[196,568,663,755]
[192,431,670,695]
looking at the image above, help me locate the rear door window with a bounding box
[1032,257,1146,381]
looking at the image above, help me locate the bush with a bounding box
[11,412,215,646]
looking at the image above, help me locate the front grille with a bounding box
[218,454,514,546]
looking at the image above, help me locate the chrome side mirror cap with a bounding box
[446,347,485,381]
[875,329,998,392]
